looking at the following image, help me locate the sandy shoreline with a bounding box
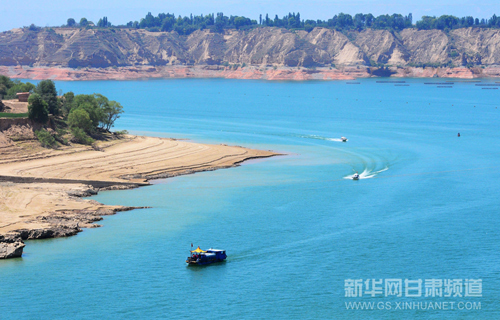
[0,133,279,258]
[2,65,500,81]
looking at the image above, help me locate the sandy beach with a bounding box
[0,133,278,258]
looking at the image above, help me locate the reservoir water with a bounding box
[1,78,499,319]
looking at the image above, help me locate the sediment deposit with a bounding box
[0,125,278,258]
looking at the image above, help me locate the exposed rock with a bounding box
[66,187,99,197]
[16,226,80,240]
[353,29,409,65]
[400,29,450,65]
[1,26,500,79]
[0,204,150,259]
[450,28,500,66]
[0,233,25,259]
[186,30,225,65]
[304,28,368,66]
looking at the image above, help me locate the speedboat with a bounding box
[352,173,360,180]
[186,246,227,265]
[341,137,348,142]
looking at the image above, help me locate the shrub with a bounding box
[114,130,129,137]
[28,93,49,123]
[54,129,69,145]
[71,127,95,145]
[35,129,57,148]
[68,108,92,132]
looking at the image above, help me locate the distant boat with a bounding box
[186,246,227,265]
[341,137,348,142]
[352,173,360,180]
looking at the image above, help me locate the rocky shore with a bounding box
[0,201,148,259]
[0,233,25,259]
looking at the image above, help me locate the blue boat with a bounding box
[186,246,227,265]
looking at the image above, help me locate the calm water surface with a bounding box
[1,78,499,319]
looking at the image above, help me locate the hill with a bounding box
[1,27,499,79]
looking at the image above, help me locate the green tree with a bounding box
[61,91,75,117]
[61,91,75,116]
[80,18,89,27]
[92,94,123,130]
[101,101,123,130]
[0,75,14,98]
[68,108,92,132]
[28,93,49,123]
[71,94,97,111]
[97,17,109,27]
[77,102,102,130]
[215,13,225,32]
[67,18,76,27]
[28,24,40,31]
[71,94,103,129]
[35,80,60,115]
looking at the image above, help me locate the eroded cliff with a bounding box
[1,27,500,69]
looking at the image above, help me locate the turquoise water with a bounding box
[1,78,499,319]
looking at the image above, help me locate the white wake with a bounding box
[344,167,388,180]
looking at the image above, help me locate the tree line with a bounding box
[416,15,500,30]
[1,75,123,147]
[55,11,500,35]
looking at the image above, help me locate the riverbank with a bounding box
[0,133,279,258]
[2,65,500,81]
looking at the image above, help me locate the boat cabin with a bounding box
[187,246,227,265]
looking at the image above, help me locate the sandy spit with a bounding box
[0,134,279,257]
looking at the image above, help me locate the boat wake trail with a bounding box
[294,134,344,142]
[344,167,388,180]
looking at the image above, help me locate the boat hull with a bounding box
[186,260,226,266]
[186,258,226,266]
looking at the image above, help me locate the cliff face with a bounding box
[400,29,450,65]
[0,27,499,68]
[450,28,500,65]
[353,29,409,65]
